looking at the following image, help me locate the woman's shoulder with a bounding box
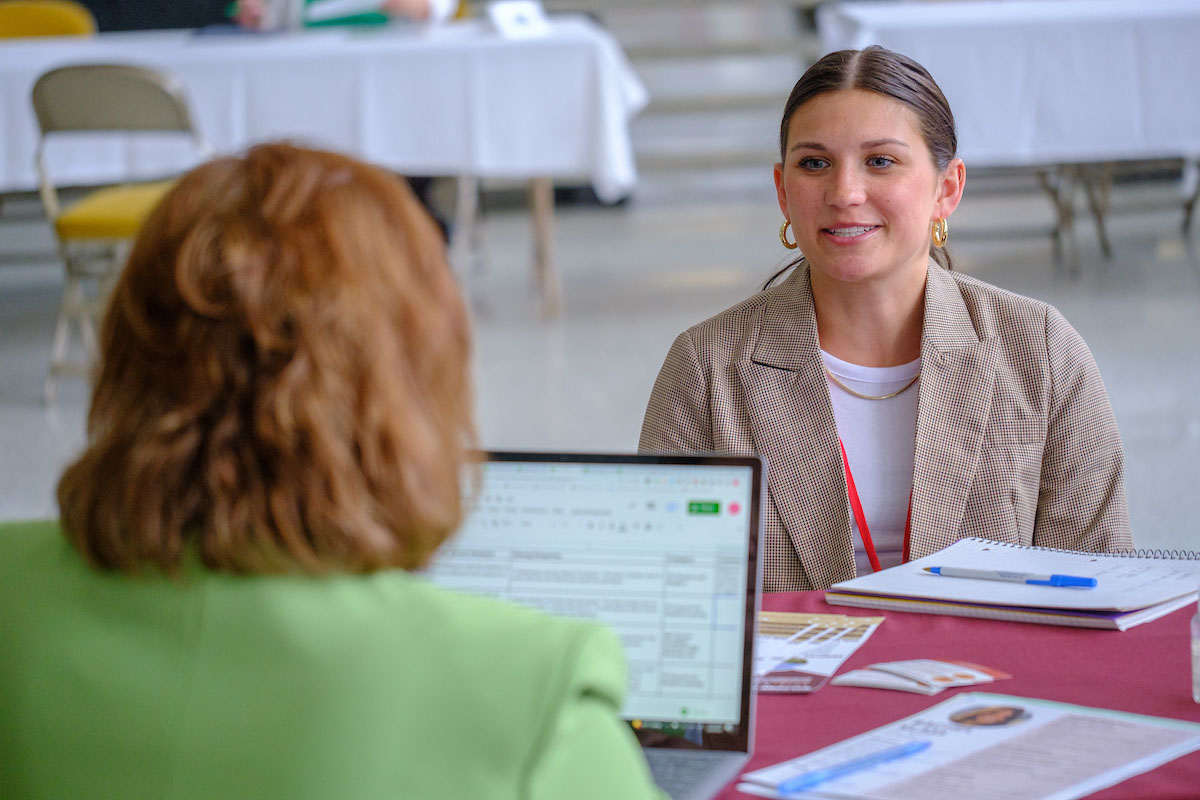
[940,268,1065,326]
[0,517,60,542]
[403,576,617,655]
[382,578,631,730]
[0,519,614,672]
[674,267,804,348]
[933,270,1102,385]
[0,519,71,584]
[944,269,1053,317]
[938,268,1081,344]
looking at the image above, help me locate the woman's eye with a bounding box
[867,155,895,168]
[798,157,829,170]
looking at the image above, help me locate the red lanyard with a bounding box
[839,438,912,572]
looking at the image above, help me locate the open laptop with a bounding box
[426,451,764,800]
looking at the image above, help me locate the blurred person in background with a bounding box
[77,0,231,30]
[641,46,1131,592]
[231,0,457,29]
[231,0,464,240]
[0,142,663,800]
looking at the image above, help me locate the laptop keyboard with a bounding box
[644,749,734,799]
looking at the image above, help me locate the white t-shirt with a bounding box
[821,350,920,576]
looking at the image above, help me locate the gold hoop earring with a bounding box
[931,218,949,248]
[779,220,798,250]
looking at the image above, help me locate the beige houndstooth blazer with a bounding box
[640,262,1132,591]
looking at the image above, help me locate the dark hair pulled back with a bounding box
[765,45,958,287]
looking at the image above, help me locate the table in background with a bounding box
[0,17,649,316]
[817,0,1200,270]
[717,592,1200,799]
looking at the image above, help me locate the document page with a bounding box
[754,612,883,693]
[737,692,1200,800]
[830,538,1200,611]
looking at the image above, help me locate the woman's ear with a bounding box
[773,162,788,220]
[933,157,966,220]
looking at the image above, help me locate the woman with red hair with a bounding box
[0,142,662,800]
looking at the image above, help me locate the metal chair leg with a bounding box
[43,271,86,404]
[449,175,480,279]
[1037,166,1081,277]
[1185,186,1199,239]
[43,243,122,403]
[529,177,561,319]
[1081,163,1115,259]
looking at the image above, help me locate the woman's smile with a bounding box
[824,224,880,240]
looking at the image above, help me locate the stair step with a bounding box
[645,92,789,114]
[633,52,806,106]
[543,0,823,11]
[625,38,818,61]
[638,149,776,172]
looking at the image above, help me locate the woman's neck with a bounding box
[810,266,926,367]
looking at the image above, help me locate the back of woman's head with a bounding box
[58,142,475,575]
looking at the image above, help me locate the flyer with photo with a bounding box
[754,612,884,693]
[737,692,1200,799]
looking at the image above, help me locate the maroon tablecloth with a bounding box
[717,591,1200,799]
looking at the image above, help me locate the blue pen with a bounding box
[924,566,1097,588]
[776,740,931,795]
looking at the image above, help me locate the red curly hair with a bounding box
[58,142,475,574]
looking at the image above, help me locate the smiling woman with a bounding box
[639,46,1132,591]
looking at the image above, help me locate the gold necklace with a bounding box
[824,367,919,401]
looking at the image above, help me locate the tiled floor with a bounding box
[3,166,1197,551]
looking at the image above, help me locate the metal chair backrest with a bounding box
[32,63,200,136]
[0,0,96,37]
[30,63,212,221]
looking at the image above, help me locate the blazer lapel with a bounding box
[736,268,854,588]
[911,265,1001,558]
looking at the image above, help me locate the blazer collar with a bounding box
[742,261,1002,577]
[911,262,1001,558]
[743,265,854,587]
[750,265,820,371]
[750,260,986,369]
[922,260,986,352]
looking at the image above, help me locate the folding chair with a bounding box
[0,0,96,38]
[31,63,213,402]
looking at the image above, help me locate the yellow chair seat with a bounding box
[0,0,96,37]
[54,180,174,240]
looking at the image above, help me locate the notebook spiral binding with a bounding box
[970,538,1200,560]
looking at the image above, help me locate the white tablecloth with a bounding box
[817,0,1200,168]
[0,16,648,200]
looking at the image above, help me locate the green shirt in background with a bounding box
[303,0,389,28]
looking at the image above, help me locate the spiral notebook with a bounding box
[825,538,1200,630]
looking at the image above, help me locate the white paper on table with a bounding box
[487,0,551,38]
[754,613,883,693]
[829,537,1200,612]
[870,659,1005,688]
[737,692,1200,800]
[831,658,1008,694]
[754,624,819,677]
[830,668,944,695]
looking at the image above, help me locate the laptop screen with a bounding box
[425,452,762,749]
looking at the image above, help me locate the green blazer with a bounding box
[0,520,663,800]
